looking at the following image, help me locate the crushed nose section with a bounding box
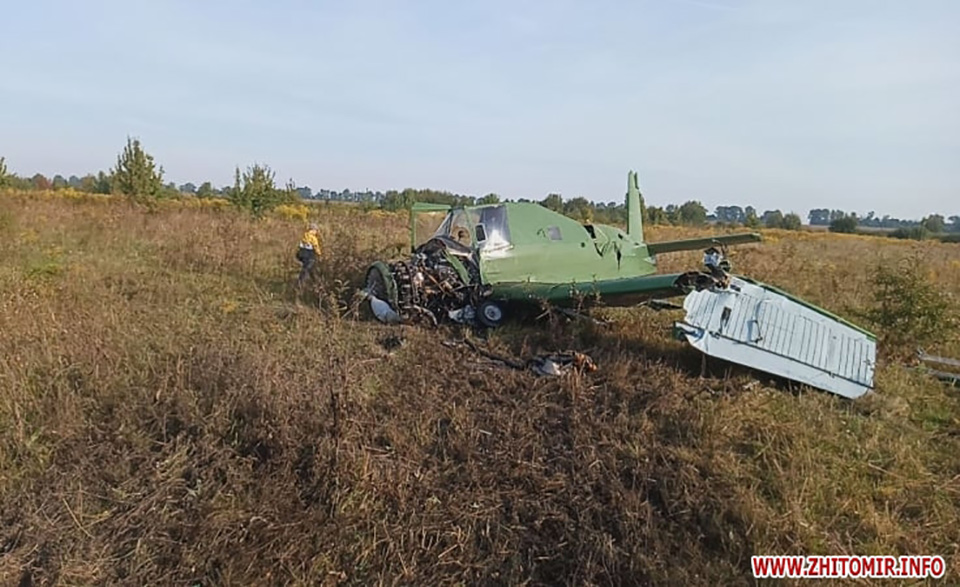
[363,237,488,327]
[675,277,876,399]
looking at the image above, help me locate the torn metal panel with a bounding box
[918,350,960,387]
[676,277,877,399]
[918,350,960,370]
[921,368,960,387]
[369,295,401,324]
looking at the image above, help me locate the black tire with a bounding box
[477,300,505,328]
[364,266,393,321]
[365,266,388,299]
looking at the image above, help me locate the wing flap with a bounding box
[675,277,876,399]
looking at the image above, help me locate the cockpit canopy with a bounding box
[418,204,513,253]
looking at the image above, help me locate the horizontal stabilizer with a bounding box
[647,233,761,256]
[675,277,876,399]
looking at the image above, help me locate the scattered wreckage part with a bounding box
[368,294,401,324]
[529,351,598,376]
[448,337,598,377]
[450,337,527,370]
[407,304,439,327]
[917,350,960,387]
[365,262,398,307]
[447,305,476,324]
[918,350,960,370]
[554,307,612,326]
[920,368,960,387]
[674,270,728,293]
[675,276,877,399]
[364,264,402,324]
[638,299,685,312]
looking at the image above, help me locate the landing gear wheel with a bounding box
[364,266,395,322]
[477,300,505,328]
[365,267,387,299]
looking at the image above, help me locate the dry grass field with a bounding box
[1,190,959,585]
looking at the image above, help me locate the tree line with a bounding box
[0,138,303,216]
[1,139,955,233]
[808,209,959,235]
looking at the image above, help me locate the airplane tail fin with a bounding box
[627,170,643,241]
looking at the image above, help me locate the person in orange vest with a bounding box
[296,222,322,288]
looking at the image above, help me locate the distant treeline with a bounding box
[1,141,956,238]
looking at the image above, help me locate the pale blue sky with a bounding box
[1,0,957,219]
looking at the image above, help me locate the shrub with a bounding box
[781,213,802,231]
[829,216,858,233]
[889,226,930,241]
[937,233,960,244]
[228,163,297,217]
[111,137,164,201]
[273,204,310,221]
[859,255,957,357]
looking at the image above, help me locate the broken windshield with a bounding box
[430,208,477,247]
[427,205,511,251]
[413,210,452,249]
[475,205,511,252]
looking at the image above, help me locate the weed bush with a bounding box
[273,203,310,221]
[859,254,957,357]
[228,163,297,217]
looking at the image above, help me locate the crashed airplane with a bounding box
[363,171,877,399]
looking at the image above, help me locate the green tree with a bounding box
[860,255,957,356]
[111,137,164,200]
[0,157,8,188]
[541,193,563,212]
[829,215,858,233]
[380,190,411,211]
[79,174,98,192]
[646,205,668,225]
[229,163,295,216]
[478,193,500,205]
[677,200,707,226]
[808,208,830,225]
[94,171,112,194]
[32,173,51,190]
[196,182,215,198]
[921,214,945,234]
[781,212,802,230]
[563,196,593,222]
[762,210,784,229]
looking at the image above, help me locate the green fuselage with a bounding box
[410,201,760,308]
[472,203,666,305]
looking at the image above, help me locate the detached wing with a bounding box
[675,276,876,399]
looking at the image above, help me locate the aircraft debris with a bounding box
[363,170,878,398]
[675,277,877,399]
[529,352,598,377]
[363,174,760,330]
[918,350,960,370]
[443,338,597,377]
[639,299,686,312]
[378,333,405,353]
[917,350,960,387]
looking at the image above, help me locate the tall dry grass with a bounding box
[1,191,958,585]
